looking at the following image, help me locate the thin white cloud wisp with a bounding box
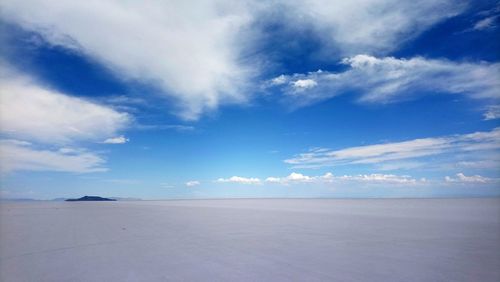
[0,140,107,174]
[285,127,500,169]
[269,55,500,108]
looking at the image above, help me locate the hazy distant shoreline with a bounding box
[2,196,500,202]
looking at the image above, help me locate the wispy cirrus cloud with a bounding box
[285,127,500,170]
[444,173,498,184]
[268,55,500,108]
[472,4,499,31]
[0,140,107,174]
[278,0,465,56]
[473,15,498,30]
[483,105,500,120]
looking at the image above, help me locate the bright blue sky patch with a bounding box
[0,0,499,199]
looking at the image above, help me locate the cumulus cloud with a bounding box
[216,176,261,184]
[102,136,129,144]
[444,173,495,184]
[0,140,107,174]
[285,127,500,169]
[268,55,500,107]
[216,171,498,187]
[292,79,317,90]
[186,180,200,187]
[270,75,287,86]
[263,172,422,185]
[0,66,130,144]
[0,0,256,120]
[264,177,281,183]
[264,172,313,184]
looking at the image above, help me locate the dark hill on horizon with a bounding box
[66,196,116,202]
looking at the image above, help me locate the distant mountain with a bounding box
[65,196,116,202]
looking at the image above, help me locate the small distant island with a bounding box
[65,196,116,202]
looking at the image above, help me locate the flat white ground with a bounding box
[1,198,499,282]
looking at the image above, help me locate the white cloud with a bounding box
[264,177,281,183]
[285,127,500,169]
[444,173,495,184]
[270,75,287,86]
[285,172,312,182]
[473,16,498,30]
[337,174,419,184]
[268,55,500,107]
[0,64,130,173]
[292,79,317,90]
[135,124,195,132]
[0,66,130,144]
[0,1,470,119]
[186,180,200,187]
[263,172,421,185]
[264,172,313,185]
[280,0,464,55]
[216,176,261,185]
[0,0,256,120]
[102,136,129,144]
[0,140,106,174]
[483,105,500,120]
[215,171,499,187]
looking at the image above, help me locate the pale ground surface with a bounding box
[1,198,499,282]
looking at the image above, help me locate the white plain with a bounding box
[1,198,499,281]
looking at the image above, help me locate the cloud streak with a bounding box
[279,0,464,56]
[285,127,500,169]
[103,136,129,144]
[268,55,500,108]
[483,105,500,120]
[0,140,107,174]
[445,173,497,184]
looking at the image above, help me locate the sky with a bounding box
[0,0,499,200]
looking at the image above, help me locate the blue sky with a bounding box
[0,0,499,199]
